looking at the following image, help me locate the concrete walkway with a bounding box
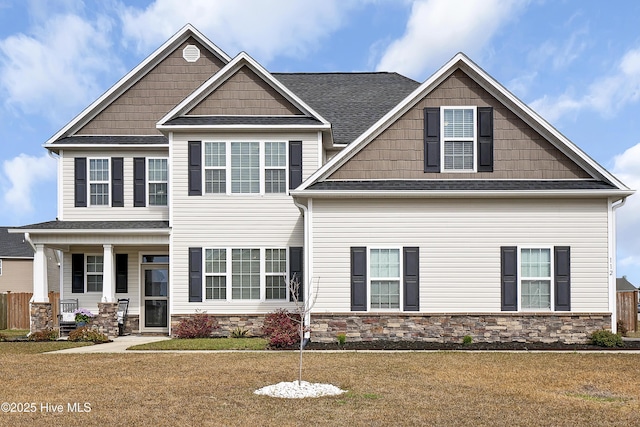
[49,335,171,354]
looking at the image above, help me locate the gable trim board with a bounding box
[157,52,331,131]
[296,53,632,195]
[44,24,230,147]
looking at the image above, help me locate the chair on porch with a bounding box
[117,298,130,336]
[58,298,78,337]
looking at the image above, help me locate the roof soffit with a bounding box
[45,24,231,146]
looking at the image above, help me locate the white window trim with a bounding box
[367,246,403,311]
[147,157,169,206]
[202,140,289,196]
[440,106,477,173]
[203,247,289,302]
[88,157,110,206]
[85,254,104,293]
[0,259,3,276]
[517,246,554,312]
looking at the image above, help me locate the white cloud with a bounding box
[612,143,640,282]
[374,0,527,80]
[119,0,361,64]
[530,47,640,123]
[0,13,119,122]
[2,153,57,215]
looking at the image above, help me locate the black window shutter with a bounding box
[115,254,128,293]
[71,253,84,293]
[554,246,571,311]
[403,247,420,311]
[477,107,494,172]
[424,107,440,172]
[133,157,146,207]
[289,247,303,302]
[501,246,517,311]
[402,247,420,311]
[74,157,87,207]
[350,247,367,311]
[188,141,202,196]
[188,247,203,302]
[289,140,303,189]
[112,157,124,207]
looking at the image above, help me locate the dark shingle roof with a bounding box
[306,180,617,192]
[15,221,170,230]
[53,136,168,145]
[0,227,34,258]
[164,116,323,126]
[617,277,637,292]
[273,73,420,144]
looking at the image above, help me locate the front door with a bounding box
[142,265,169,331]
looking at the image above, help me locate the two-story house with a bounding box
[14,25,633,342]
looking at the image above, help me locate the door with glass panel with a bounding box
[141,255,169,331]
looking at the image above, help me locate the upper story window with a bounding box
[442,107,476,172]
[203,141,287,195]
[148,158,168,206]
[89,159,110,205]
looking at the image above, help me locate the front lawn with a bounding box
[1,352,640,426]
[129,337,268,350]
[0,329,29,338]
[0,341,92,354]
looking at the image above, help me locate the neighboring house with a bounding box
[0,227,59,293]
[11,25,634,342]
[616,276,638,293]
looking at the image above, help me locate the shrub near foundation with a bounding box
[589,329,624,348]
[173,313,219,338]
[27,328,58,341]
[262,309,300,348]
[68,327,109,343]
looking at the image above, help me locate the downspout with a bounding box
[610,197,627,333]
[293,197,311,347]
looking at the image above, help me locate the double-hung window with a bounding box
[204,142,226,193]
[203,141,287,194]
[520,248,552,310]
[204,248,288,301]
[89,158,110,205]
[370,248,401,309]
[264,142,286,193]
[442,107,476,171]
[86,255,104,292]
[148,158,168,206]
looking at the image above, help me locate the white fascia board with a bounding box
[157,52,330,126]
[0,256,34,260]
[15,229,171,235]
[44,24,230,147]
[291,189,635,199]
[156,124,331,132]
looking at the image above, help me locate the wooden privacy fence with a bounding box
[617,290,638,334]
[0,292,60,330]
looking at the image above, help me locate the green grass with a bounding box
[129,337,268,351]
[0,329,29,338]
[0,341,93,354]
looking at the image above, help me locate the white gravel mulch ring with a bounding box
[254,381,347,399]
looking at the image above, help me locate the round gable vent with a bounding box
[183,44,201,63]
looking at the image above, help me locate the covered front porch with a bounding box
[11,221,170,338]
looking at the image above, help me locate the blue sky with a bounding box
[1,0,639,284]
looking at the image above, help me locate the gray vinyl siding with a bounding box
[61,150,169,221]
[311,198,610,313]
[0,259,33,293]
[170,132,318,314]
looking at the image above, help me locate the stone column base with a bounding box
[30,302,53,334]
[95,302,119,338]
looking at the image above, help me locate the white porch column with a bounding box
[32,244,49,302]
[102,244,115,303]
